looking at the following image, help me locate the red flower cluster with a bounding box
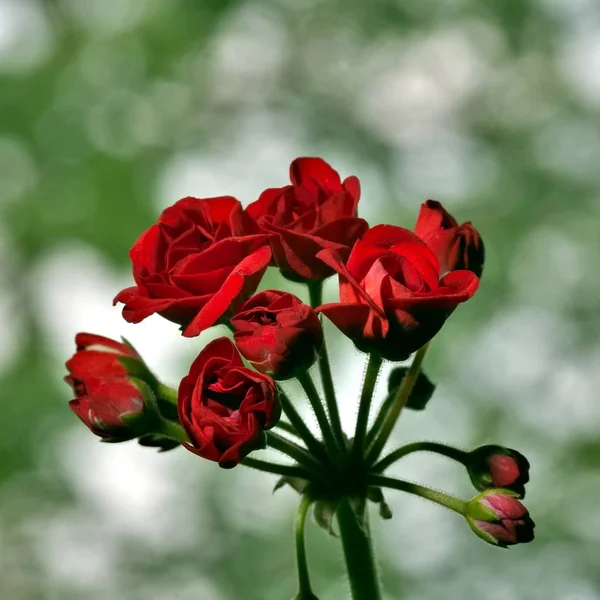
[72,157,484,468]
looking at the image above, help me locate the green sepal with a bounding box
[156,398,179,422]
[386,366,436,411]
[118,337,159,386]
[99,435,135,444]
[281,269,311,284]
[347,495,368,534]
[313,499,339,537]
[138,434,181,452]
[465,515,504,547]
[367,487,393,520]
[273,476,311,495]
[466,488,520,522]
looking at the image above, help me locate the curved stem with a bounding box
[373,441,468,473]
[368,474,467,515]
[307,281,346,450]
[296,372,343,465]
[242,457,310,479]
[277,386,331,464]
[295,495,316,598]
[366,343,430,464]
[337,498,383,600]
[266,432,324,478]
[351,353,383,465]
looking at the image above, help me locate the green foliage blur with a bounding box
[1,1,599,599]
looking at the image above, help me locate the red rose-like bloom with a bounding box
[415,200,484,277]
[66,333,145,439]
[231,290,323,380]
[178,337,280,468]
[467,445,530,497]
[466,490,535,547]
[245,157,369,281]
[317,225,479,361]
[114,196,271,337]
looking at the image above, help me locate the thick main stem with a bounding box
[337,499,383,600]
[307,281,346,450]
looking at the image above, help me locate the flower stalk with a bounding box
[351,353,383,466]
[366,343,430,463]
[307,280,346,451]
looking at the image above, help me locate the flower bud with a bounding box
[465,489,535,547]
[467,445,530,497]
[231,290,323,380]
[65,333,150,440]
[415,200,484,277]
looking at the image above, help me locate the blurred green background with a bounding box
[1,0,599,598]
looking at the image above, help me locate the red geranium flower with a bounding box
[246,157,369,281]
[114,196,271,337]
[178,338,280,468]
[317,225,479,360]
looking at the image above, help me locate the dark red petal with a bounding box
[414,199,459,239]
[289,157,343,194]
[182,245,271,336]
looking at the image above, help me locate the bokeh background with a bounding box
[1,0,600,598]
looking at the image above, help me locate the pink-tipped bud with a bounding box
[467,445,530,497]
[465,489,535,548]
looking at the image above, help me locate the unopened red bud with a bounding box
[231,290,323,380]
[65,333,151,440]
[467,445,530,497]
[465,489,535,548]
[415,199,484,277]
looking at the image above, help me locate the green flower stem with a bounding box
[156,382,178,405]
[366,343,430,464]
[295,495,316,598]
[307,281,346,450]
[373,441,468,473]
[351,353,383,466]
[368,474,467,515]
[296,372,343,465]
[336,498,383,600]
[274,419,304,440]
[277,387,331,464]
[266,431,325,478]
[155,418,188,442]
[242,457,310,479]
